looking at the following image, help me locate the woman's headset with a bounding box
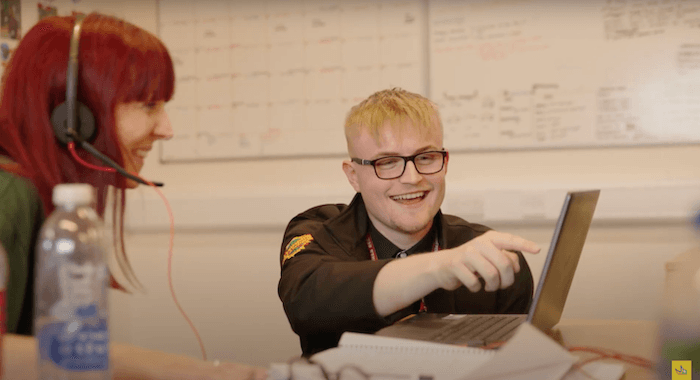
[50,14,163,187]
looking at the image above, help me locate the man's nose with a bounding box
[399,160,422,183]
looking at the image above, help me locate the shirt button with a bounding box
[397,252,407,258]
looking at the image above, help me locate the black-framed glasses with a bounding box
[351,150,448,180]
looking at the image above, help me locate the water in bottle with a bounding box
[35,183,110,380]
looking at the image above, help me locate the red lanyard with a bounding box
[365,233,439,313]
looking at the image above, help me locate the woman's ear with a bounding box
[342,160,361,193]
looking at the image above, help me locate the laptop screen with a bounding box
[526,190,600,332]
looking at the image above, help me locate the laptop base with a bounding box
[376,313,527,347]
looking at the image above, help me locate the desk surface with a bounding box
[555,319,658,380]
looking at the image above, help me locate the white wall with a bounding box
[110,143,700,367]
[23,0,697,370]
[110,229,301,366]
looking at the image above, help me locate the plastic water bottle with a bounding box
[0,240,7,379]
[35,184,110,379]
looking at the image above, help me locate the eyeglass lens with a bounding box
[374,152,445,179]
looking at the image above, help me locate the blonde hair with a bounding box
[344,88,442,151]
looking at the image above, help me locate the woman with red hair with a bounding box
[0,13,265,380]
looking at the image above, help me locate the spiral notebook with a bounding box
[318,332,496,379]
[266,323,619,380]
[269,331,496,380]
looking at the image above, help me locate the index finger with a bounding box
[484,231,540,254]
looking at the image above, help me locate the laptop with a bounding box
[375,189,600,347]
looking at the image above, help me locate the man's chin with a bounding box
[395,219,434,236]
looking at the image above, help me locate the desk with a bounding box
[554,319,658,380]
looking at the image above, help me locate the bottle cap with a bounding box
[52,183,95,206]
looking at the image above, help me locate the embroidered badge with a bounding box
[283,234,314,264]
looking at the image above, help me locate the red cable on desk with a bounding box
[567,346,653,370]
[482,339,653,373]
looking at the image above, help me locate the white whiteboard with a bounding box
[430,0,700,151]
[157,0,427,162]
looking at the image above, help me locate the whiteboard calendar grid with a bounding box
[157,0,428,162]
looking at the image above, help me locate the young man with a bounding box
[278,88,541,356]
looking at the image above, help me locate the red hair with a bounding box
[0,13,175,290]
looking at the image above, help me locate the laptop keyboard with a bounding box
[426,315,526,346]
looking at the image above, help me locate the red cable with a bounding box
[567,346,653,370]
[141,177,208,362]
[68,142,208,361]
[68,142,116,172]
[486,341,653,371]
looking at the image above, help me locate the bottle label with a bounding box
[37,304,109,371]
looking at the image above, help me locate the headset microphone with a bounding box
[51,14,164,187]
[66,129,164,187]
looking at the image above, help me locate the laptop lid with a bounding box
[526,190,600,332]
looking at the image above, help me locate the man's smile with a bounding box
[390,191,428,204]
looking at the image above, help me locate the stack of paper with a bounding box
[268,322,625,380]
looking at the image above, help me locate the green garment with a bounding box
[0,168,44,334]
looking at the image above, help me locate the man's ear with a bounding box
[443,150,449,175]
[342,160,361,193]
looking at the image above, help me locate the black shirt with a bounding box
[368,220,438,260]
[278,194,534,356]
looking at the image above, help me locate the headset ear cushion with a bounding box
[51,101,96,144]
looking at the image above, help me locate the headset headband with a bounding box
[65,14,85,139]
[50,13,95,145]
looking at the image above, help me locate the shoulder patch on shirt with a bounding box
[283,234,314,264]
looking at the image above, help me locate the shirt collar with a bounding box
[368,217,439,260]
